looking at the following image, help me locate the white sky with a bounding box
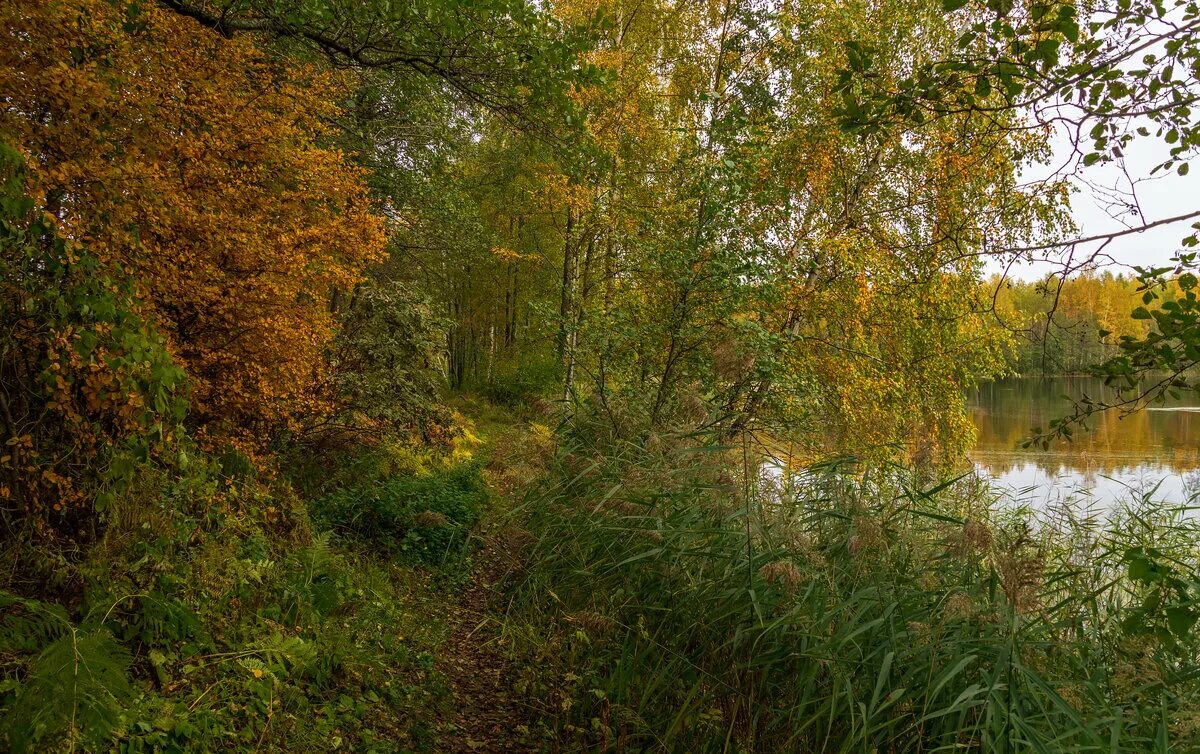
[991,125,1200,281]
[988,8,1200,283]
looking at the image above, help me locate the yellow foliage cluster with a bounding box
[0,0,386,450]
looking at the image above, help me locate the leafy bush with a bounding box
[1,466,456,752]
[0,141,186,540]
[316,280,454,448]
[311,461,487,562]
[481,355,561,408]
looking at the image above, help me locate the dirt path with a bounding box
[437,400,543,752]
[438,534,534,753]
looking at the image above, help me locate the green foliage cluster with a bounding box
[837,0,1197,182]
[507,426,1200,751]
[312,461,486,563]
[479,355,563,408]
[321,280,453,446]
[1099,261,1200,386]
[0,448,462,753]
[167,0,602,127]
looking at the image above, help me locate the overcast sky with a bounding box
[990,123,1200,280]
[984,4,1200,287]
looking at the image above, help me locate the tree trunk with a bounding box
[557,204,575,366]
[564,232,595,402]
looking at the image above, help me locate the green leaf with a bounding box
[1125,548,1159,581]
[1166,606,1198,637]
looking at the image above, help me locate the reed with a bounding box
[505,426,1200,752]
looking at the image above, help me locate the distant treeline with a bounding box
[991,271,1153,375]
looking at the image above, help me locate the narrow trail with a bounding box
[436,401,543,752]
[439,534,532,752]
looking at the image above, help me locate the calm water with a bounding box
[969,376,1200,506]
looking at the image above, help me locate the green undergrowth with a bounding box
[0,407,513,752]
[503,413,1200,752]
[312,461,487,563]
[10,391,1198,753]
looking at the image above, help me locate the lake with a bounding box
[969,376,1200,507]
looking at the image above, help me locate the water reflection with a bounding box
[969,376,1200,505]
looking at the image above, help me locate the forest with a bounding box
[1,0,1199,751]
[995,272,1151,374]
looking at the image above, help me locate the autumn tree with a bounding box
[0,0,386,451]
[534,0,1056,463]
[0,144,187,536]
[384,0,1062,468]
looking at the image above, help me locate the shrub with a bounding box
[0,0,386,451]
[481,355,561,408]
[315,280,453,448]
[0,141,187,542]
[2,458,457,752]
[311,461,487,562]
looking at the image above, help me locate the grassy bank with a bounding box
[4,397,1200,752]
[500,417,1200,752]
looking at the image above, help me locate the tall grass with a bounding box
[506,423,1200,752]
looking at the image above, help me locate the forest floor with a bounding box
[433,397,546,752]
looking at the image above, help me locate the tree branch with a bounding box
[1002,209,1200,255]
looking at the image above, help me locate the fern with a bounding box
[298,531,335,582]
[255,632,317,676]
[124,592,207,649]
[1,591,134,752]
[5,625,132,753]
[0,591,69,653]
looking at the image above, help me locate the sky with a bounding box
[990,123,1200,281]
[988,6,1200,283]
